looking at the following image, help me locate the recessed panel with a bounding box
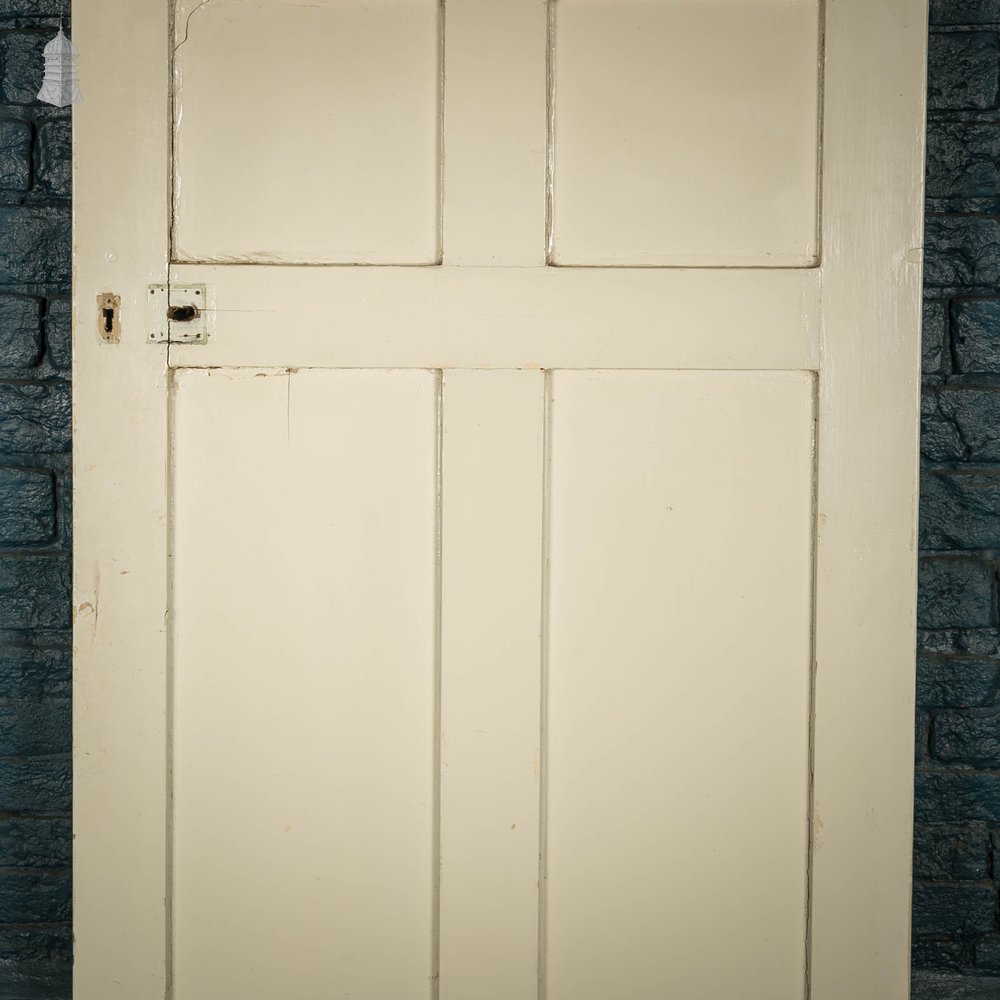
[172,368,437,1000]
[550,0,821,266]
[173,0,441,263]
[546,371,814,1000]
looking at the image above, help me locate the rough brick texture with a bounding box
[915,9,1000,990]
[919,558,996,628]
[0,119,30,192]
[914,822,991,880]
[0,295,41,368]
[0,6,71,999]
[917,656,999,708]
[928,32,1000,112]
[913,884,998,937]
[933,1,1000,26]
[34,119,66,198]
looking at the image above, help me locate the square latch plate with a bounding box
[147,285,209,344]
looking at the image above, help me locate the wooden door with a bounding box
[72,2,928,999]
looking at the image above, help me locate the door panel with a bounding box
[172,368,438,1000]
[550,0,821,266]
[545,371,814,1000]
[173,0,441,264]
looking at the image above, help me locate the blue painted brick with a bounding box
[953,298,1000,372]
[0,208,70,284]
[912,971,1000,1000]
[0,646,70,699]
[0,962,72,1000]
[0,1,69,14]
[975,936,1000,972]
[55,466,68,544]
[932,708,1000,766]
[0,467,53,544]
[914,822,990,880]
[921,470,1000,550]
[917,657,999,708]
[925,216,1000,290]
[928,124,1000,202]
[921,11,1000,980]
[0,699,68,755]
[42,296,67,370]
[922,392,968,463]
[915,770,1000,822]
[34,118,67,198]
[932,1,1000,24]
[924,300,949,383]
[0,294,41,368]
[0,118,30,192]
[0,382,70,454]
[929,31,1000,112]
[0,926,70,964]
[0,31,47,105]
[0,755,69,814]
[928,389,1000,462]
[912,937,969,972]
[0,8,73,998]
[918,710,933,762]
[0,555,69,628]
[919,628,1000,656]
[0,818,70,867]
[918,558,994,629]
[912,883,997,937]
[0,873,69,923]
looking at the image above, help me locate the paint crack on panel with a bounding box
[174,0,215,54]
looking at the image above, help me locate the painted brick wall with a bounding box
[915,0,1000,992]
[0,2,72,999]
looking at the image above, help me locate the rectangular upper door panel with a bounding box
[549,0,821,267]
[172,0,441,264]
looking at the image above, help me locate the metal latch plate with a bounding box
[147,285,208,344]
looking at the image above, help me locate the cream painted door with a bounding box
[72,3,927,1000]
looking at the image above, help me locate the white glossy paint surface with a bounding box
[550,0,821,266]
[172,368,438,1000]
[545,370,815,1000]
[173,0,441,264]
[74,1,925,997]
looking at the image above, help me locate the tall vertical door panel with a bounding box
[545,370,816,1000]
[171,368,439,1000]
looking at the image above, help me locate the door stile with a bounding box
[438,370,546,1000]
[433,366,444,1000]
[165,365,177,1000]
[442,0,547,265]
[809,0,927,997]
[538,369,552,1000]
[72,2,172,999]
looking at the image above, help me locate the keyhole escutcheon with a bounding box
[97,292,121,344]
